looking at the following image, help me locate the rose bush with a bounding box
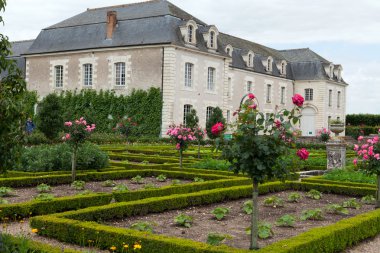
[166,125,196,169]
[354,130,380,207]
[317,127,331,142]
[63,117,95,181]
[218,92,308,250]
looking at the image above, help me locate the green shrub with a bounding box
[300,209,324,220]
[112,184,129,193]
[246,222,274,239]
[0,198,9,204]
[287,192,302,203]
[25,130,50,145]
[36,183,51,193]
[276,214,296,227]
[263,196,284,207]
[76,190,94,196]
[325,204,349,215]
[174,214,193,228]
[192,158,230,171]
[346,114,380,127]
[211,207,230,220]
[17,143,109,172]
[102,180,116,187]
[194,177,205,182]
[206,233,232,246]
[242,200,253,215]
[131,175,145,184]
[171,179,182,186]
[156,174,167,182]
[71,181,86,190]
[143,183,158,190]
[37,93,63,140]
[34,193,55,201]
[130,221,154,233]
[361,195,376,205]
[342,198,361,209]
[306,189,322,200]
[0,187,12,197]
[322,169,376,184]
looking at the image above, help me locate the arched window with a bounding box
[329,65,334,78]
[210,31,215,48]
[188,25,193,43]
[226,48,230,55]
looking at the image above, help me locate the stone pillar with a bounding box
[326,140,346,170]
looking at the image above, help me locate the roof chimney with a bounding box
[106,11,117,40]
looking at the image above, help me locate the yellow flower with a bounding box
[110,246,117,251]
[133,243,142,250]
[31,228,38,233]
[19,220,25,223]
[123,244,129,249]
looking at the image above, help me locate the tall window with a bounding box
[281,62,286,75]
[115,62,125,86]
[207,67,215,91]
[227,77,232,98]
[183,104,192,125]
[305,88,313,101]
[226,48,231,55]
[185,63,193,88]
[248,53,253,67]
[337,91,341,108]
[210,31,215,48]
[266,84,271,103]
[83,64,93,86]
[226,110,230,123]
[54,65,63,88]
[267,58,271,71]
[281,87,285,104]
[188,25,193,43]
[328,89,332,107]
[247,81,252,93]
[206,106,214,122]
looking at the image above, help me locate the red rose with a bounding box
[296,148,309,160]
[292,94,304,107]
[211,122,224,136]
[248,93,256,100]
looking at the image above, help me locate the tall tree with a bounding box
[0,0,28,173]
[37,93,63,140]
[206,107,226,139]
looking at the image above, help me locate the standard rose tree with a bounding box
[166,125,196,169]
[218,93,308,250]
[354,131,380,207]
[63,117,96,181]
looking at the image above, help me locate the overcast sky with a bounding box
[2,0,379,114]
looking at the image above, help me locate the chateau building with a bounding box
[12,0,347,136]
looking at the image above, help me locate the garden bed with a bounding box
[1,177,193,204]
[106,190,374,249]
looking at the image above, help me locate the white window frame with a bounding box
[210,31,215,48]
[207,67,215,91]
[305,88,313,101]
[54,65,63,88]
[83,63,93,86]
[114,62,126,86]
[247,81,253,93]
[183,104,192,125]
[266,84,272,103]
[185,63,193,88]
[188,25,193,43]
[206,106,214,122]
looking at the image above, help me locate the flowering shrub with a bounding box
[114,116,138,143]
[353,130,380,207]
[317,128,331,142]
[219,92,308,249]
[297,148,310,160]
[63,117,95,181]
[211,122,224,136]
[166,124,196,169]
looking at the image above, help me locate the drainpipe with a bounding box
[159,47,165,138]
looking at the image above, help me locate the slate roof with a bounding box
[8,40,35,58]
[20,0,346,84]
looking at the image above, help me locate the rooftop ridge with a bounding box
[278,48,310,52]
[220,32,279,52]
[11,39,35,43]
[87,0,161,11]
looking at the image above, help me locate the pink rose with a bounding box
[64,121,73,127]
[354,145,359,151]
[363,154,369,160]
[176,143,181,150]
[248,104,257,110]
[177,135,182,139]
[358,136,364,141]
[183,136,187,141]
[65,133,71,140]
[375,154,380,160]
[353,159,358,165]
[211,122,224,136]
[248,93,255,100]
[296,148,309,160]
[275,120,282,129]
[292,94,304,107]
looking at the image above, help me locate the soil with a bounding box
[106,191,374,249]
[1,177,192,204]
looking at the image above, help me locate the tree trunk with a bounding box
[198,140,201,159]
[376,174,380,208]
[71,147,77,182]
[250,182,259,250]
[179,149,183,169]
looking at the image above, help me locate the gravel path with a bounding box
[344,235,380,253]
[1,220,107,253]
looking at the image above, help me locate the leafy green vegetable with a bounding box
[130,222,154,233]
[287,192,302,203]
[325,204,349,215]
[211,207,230,220]
[112,184,129,192]
[156,174,167,182]
[342,198,361,209]
[34,193,55,201]
[102,180,116,187]
[131,175,145,184]
[306,189,322,200]
[36,183,51,193]
[263,196,284,208]
[276,214,296,227]
[194,177,205,182]
[206,233,232,246]
[300,209,324,220]
[242,200,253,214]
[71,181,86,190]
[0,187,12,197]
[174,214,193,228]
[246,222,274,239]
[361,195,376,205]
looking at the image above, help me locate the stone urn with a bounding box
[329,123,345,137]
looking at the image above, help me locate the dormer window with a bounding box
[188,25,193,43]
[225,44,233,57]
[266,56,273,72]
[244,51,254,68]
[203,26,219,50]
[334,65,343,82]
[329,65,334,79]
[210,31,215,48]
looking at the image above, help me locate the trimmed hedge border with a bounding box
[108,153,198,164]
[0,233,81,253]
[30,181,380,253]
[301,176,376,188]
